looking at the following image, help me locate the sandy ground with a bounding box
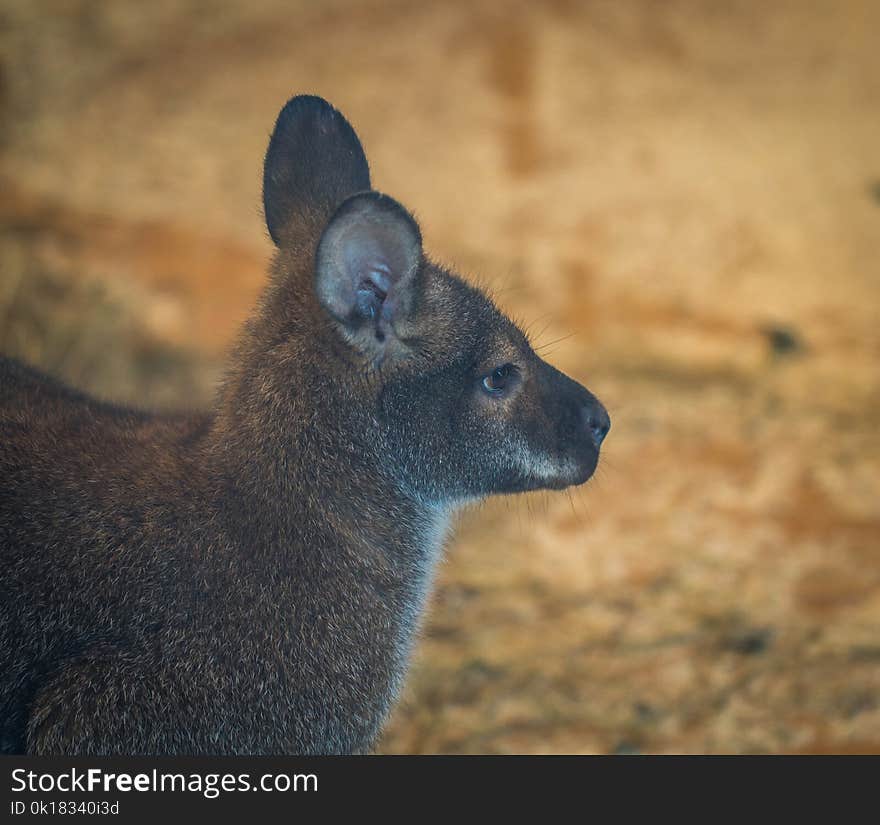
[1,0,878,753]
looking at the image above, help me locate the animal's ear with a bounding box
[315,191,422,361]
[263,95,371,247]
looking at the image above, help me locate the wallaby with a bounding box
[0,95,610,755]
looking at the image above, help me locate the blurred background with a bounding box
[1,0,878,753]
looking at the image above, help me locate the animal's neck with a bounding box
[209,354,448,556]
[211,370,453,692]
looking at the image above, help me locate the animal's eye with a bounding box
[481,364,517,396]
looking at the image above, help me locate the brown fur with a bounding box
[0,95,608,754]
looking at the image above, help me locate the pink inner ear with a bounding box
[348,246,393,327]
[355,272,388,323]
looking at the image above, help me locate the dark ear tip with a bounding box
[274,95,340,129]
[263,94,371,247]
[269,95,361,152]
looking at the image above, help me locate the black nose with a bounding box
[583,401,610,449]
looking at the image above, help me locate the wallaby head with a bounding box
[249,95,609,507]
[0,94,610,756]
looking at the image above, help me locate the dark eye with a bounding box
[482,364,517,396]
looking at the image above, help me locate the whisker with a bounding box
[529,319,555,347]
[535,332,578,352]
[521,313,552,344]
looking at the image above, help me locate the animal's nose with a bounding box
[583,400,610,449]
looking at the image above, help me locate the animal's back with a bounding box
[0,356,209,565]
[0,356,211,752]
[0,355,205,443]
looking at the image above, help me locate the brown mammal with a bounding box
[0,95,609,754]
